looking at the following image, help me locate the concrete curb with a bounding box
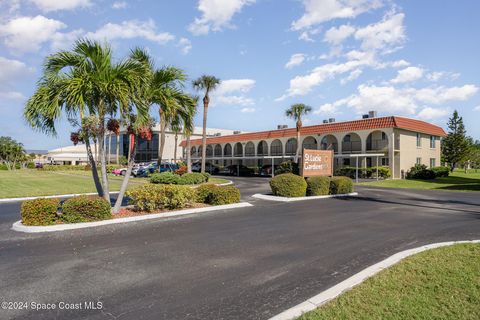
[268,240,480,320]
[252,192,358,202]
[0,191,120,203]
[11,202,253,233]
[216,180,233,186]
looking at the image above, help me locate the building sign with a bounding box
[301,149,334,177]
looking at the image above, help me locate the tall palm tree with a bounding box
[24,39,149,203]
[192,75,220,173]
[285,103,312,163]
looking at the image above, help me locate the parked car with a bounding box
[159,163,179,173]
[112,168,128,176]
[259,164,278,176]
[35,163,43,169]
[191,161,219,174]
[224,164,254,176]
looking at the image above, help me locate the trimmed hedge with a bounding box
[335,166,391,179]
[274,160,300,175]
[330,176,354,195]
[406,164,436,180]
[195,184,240,205]
[40,164,89,171]
[21,198,60,226]
[126,184,196,211]
[306,176,331,196]
[61,196,112,223]
[431,166,450,178]
[270,173,307,197]
[150,172,208,185]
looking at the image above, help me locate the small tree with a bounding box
[0,136,26,170]
[285,103,312,163]
[442,110,471,171]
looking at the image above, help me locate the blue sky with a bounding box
[1,0,479,150]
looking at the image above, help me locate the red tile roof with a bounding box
[180,116,446,147]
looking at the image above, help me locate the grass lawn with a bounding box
[299,243,480,320]
[360,170,480,192]
[208,177,230,184]
[0,170,146,199]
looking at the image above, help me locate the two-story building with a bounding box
[181,115,446,179]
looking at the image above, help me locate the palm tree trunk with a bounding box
[295,129,301,163]
[99,129,110,203]
[158,110,166,165]
[186,135,192,173]
[116,133,120,164]
[108,133,112,164]
[201,100,208,173]
[112,134,136,214]
[94,139,98,163]
[85,138,104,197]
[174,132,178,163]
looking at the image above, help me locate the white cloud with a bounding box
[240,107,255,113]
[177,38,192,54]
[299,27,321,42]
[277,50,377,100]
[285,53,306,69]
[391,66,424,84]
[292,0,383,31]
[413,85,478,104]
[314,83,479,116]
[29,0,91,12]
[216,79,255,95]
[0,91,26,101]
[324,24,355,45]
[340,68,362,84]
[354,11,406,53]
[188,0,255,35]
[112,1,127,9]
[0,56,32,83]
[417,107,449,120]
[391,59,410,68]
[212,79,256,107]
[473,105,480,112]
[0,15,67,53]
[86,20,174,44]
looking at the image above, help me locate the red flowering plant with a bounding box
[106,119,120,135]
[70,131,84,146]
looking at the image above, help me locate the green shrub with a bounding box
[126,184,195,211]
[201,172,211,182]
[0,164,8,170]
[26,162,36,169]
[106,164,123,173]
[406,164,436,180]
[21,198,60,226]
[195,184,218,203]
[274,160,300,175]
[306,176,331,196]
[40,164,89,171]
[61,196,112,223]
[270,173,307,197]
[431,166,450,178]
[178,172,206,185]
[150,172,181,184]
[334,166,391,179]
[330,176,354,194]
[209,186,241,205]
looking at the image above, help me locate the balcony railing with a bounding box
[366,139,388,151]
[341,141,362,153]
[320,143,338,153]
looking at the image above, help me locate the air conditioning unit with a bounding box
[323,120,329,124]
[214,133,222,136]
[233,131,241,134]
[328,118,335,123]
[277,125,288,129]
[368,110,377,118]
[362,114,369,119]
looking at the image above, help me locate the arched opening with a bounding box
[270,139,283,156]
[342,133,362,153]
[320,135,338,153]
[234,142,243,157]
[285,138,297,155]
[257,140,268,156]
[190,146,197,157]
[245,142,255,156]
[302,136,317,150]
[214,144,222,157]
[197,145,203,158]
[366,130,389,151]
[223,143,232,157]
[206,145,213,158]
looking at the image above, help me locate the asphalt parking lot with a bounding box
[0,177,479,320]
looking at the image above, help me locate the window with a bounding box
[430,136,436,148]
[381,157,389,166]
[416,133,421,147]
[343,158,350,166]
[416,157,422,165]
[430,158,436,168]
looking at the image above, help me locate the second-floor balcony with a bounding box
[342,141,362,153]
[367,139,388,151]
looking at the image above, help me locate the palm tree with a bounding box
[24,39,149,203]
[192,75,220,173]
[285,103,312,163]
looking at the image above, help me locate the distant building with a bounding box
[47,125,244,165]
[180,114,447,179]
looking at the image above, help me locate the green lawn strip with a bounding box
[299,244,480,320]
[0,170,146,198]
[209,177,230,185]
[359,171,480,192]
